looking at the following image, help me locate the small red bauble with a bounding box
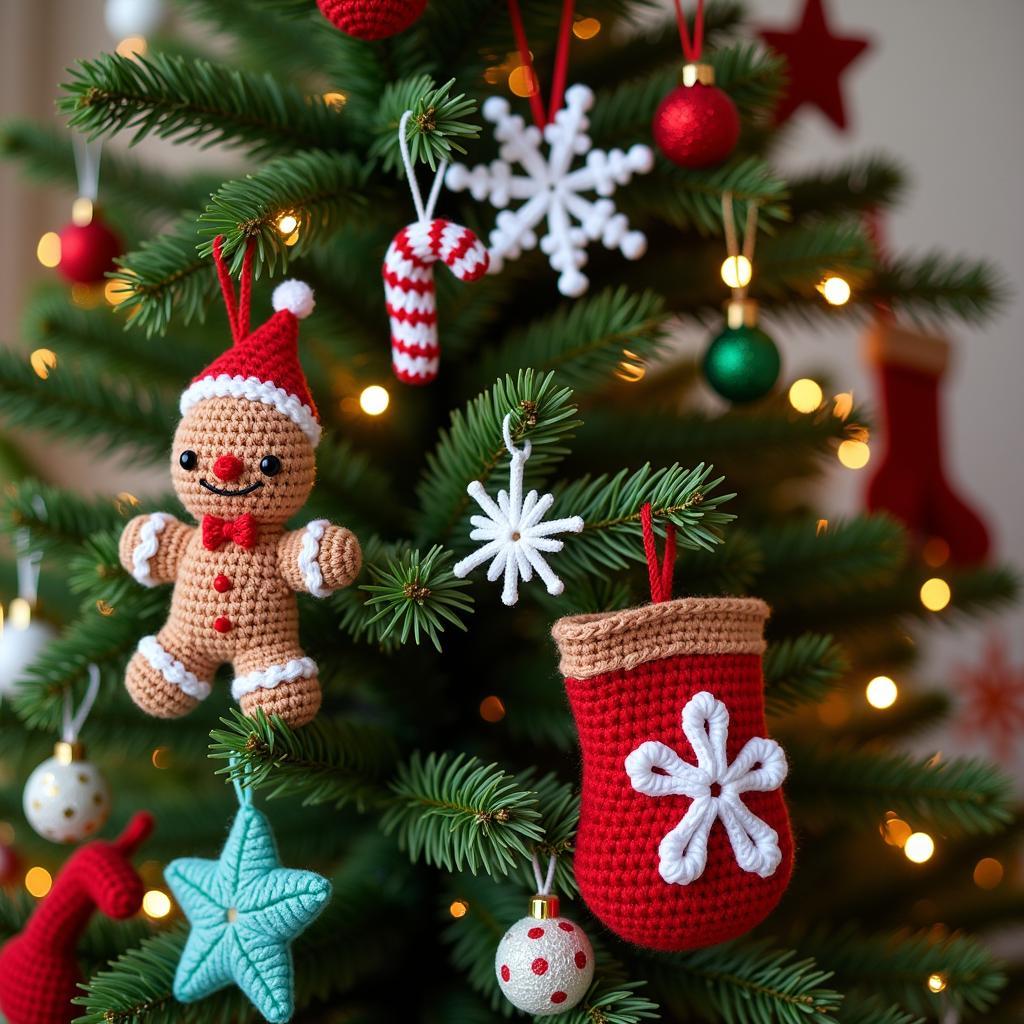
[57,216,122,285]
[652,64,740,169]
[316,0,426,40]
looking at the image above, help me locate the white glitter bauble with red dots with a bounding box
[495,903,594,1016]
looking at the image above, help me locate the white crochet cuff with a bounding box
[232,657,317,701]
[138,635,211,700]
[298,519,331,598]
[131,513,168,587]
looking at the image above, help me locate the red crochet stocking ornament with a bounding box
[0,813,153,1024]
[865,320,990,564]
[552,509,792,950]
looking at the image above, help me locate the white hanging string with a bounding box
[531,850,557,895]
[62,665,101,744]
[398,110,448,225]
[14,531,42,607]
[71,133,104,202]
[501,412,532,461]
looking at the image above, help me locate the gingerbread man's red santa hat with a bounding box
[179,236,321,447]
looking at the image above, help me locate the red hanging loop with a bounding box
[211,235,256,343]
[640,502,677,604]
[507,0,576,129]
[672,0,705,63]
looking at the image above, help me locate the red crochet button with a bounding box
[213,575,232,593]
[213,616,233,634]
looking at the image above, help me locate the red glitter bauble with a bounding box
[316,0,426,39]
[652,83,740,168]
[57,217,122,285]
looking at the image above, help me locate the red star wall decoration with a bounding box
[759,0,871,131]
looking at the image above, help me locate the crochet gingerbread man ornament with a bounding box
[119,239,361,728]
[551,507,792,951]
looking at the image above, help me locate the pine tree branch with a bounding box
[369,75,480,172]
[362,545,475,651]
[415,369,581,544]
[755,220,876,297]
[0,118,223,220]
[787,155,907,220]
[209,708,395,810]
[0,346,176,459]
[468,288,669,392]
[648,940,843,1024]
[59,51,351,157]
[381,751,544,876]
[551,463,735,582]
[764,634,849,713]
[787,744,1015,835]
[799,927,1006,1017]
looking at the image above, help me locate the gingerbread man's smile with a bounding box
[199,479,264,497]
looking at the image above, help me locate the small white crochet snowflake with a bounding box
[625,691,788,886]
[445,84,654,298]
[452,414,584,606]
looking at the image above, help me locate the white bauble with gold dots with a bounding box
[23,742,110,843]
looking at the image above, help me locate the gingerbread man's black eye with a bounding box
[260,455,282,477]
[179,450,198,471]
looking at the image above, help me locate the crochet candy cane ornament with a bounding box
[495,853,594,1015]
[383,110,488,384]
[0,812,153,1024]
[551,506,793,951]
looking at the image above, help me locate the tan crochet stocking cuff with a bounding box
[552,597,769,680]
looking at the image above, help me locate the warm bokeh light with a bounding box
[25,866,52,898]
[479,696,506,723]
[115,35,148,58]
[881,817,912,847]
[818,275,851,305]
[104,279,130,307]
[508,65,538,97]
[71,196,94,227]
[973,857,1004,889]
[922,537,951,568]
[837,439,870,469]
[720,255,752,289]
[70,283,104,309]
[788,378,823,413]
[815,518,829,536]
[920,578,951,612]
[359,385,390,416]
[115,491,140,514]
[143,889,172,918]
[30,348,58,380]
[573,17,601,39]
[8,598,32,630]
[96,600,116,617]
[322,91,347,109]
[832,392,854,419]
[37,231,61,268]
[276,213,299,236]
[927,973,947,993]
[151,747,171,769]
[449,899,469,918]
[615,349,645,382]
[866,675,898,709]
[904,832,935,864]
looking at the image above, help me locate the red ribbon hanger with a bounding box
[672,0,706,63]
[507,0,576,129]
[640,502,677,604]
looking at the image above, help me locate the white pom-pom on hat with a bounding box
[272,279,315,319]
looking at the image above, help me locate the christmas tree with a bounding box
[0,2,1020,1022]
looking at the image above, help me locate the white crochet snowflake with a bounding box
[445,84,654,298]
[625,691,788,886]
[452,415,584,606]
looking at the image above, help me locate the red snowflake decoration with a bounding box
[956,635,1024,762]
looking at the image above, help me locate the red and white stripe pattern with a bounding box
[383,218,489,384]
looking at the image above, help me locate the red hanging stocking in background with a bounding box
[864,320,990,564]
[552,508,792,951]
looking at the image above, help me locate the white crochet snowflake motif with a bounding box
[445,84,654,298]
[625,691,788,886]
[452,415,584,606]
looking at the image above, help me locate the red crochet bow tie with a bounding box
[202,513,259,551]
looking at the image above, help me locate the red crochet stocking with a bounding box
[552,511,792,950]
[865,321,990,564]
[0,813,152,1024]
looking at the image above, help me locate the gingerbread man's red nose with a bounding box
[213,454,244,482]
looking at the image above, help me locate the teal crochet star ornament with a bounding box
[165,772,330,1023]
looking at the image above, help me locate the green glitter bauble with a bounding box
[702,324,781,402]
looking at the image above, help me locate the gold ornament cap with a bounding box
[54,740,85,765]
[682,62,715,87]
[725,297,759,329]
[529,894,560,920]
